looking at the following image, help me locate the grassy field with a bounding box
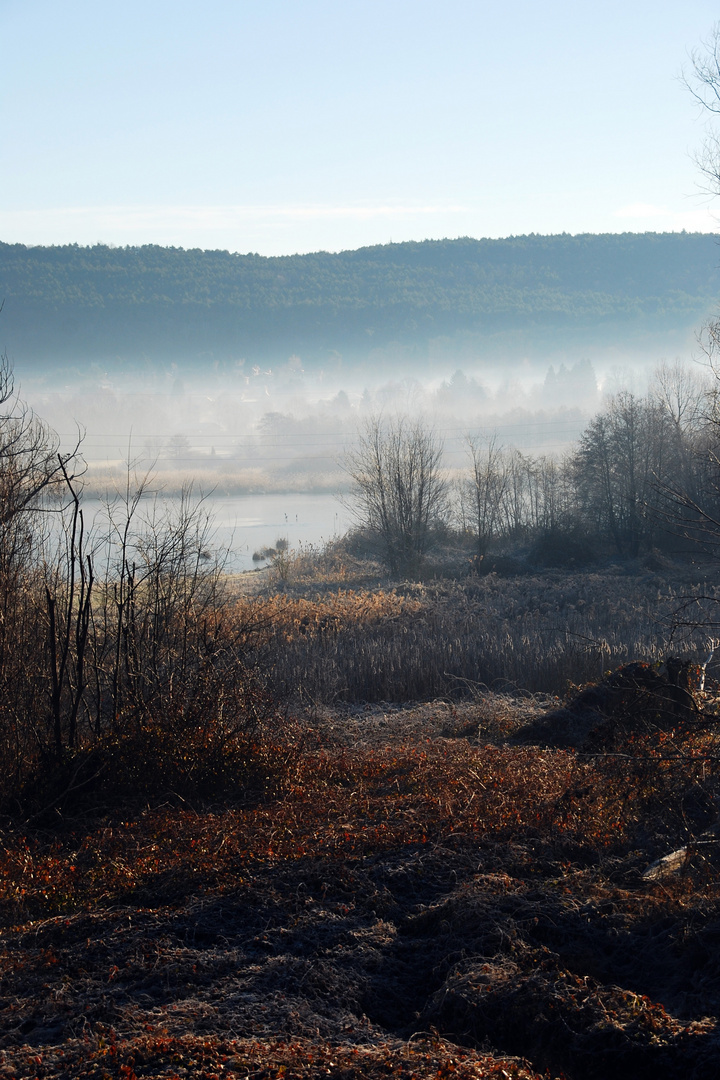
[237,556,720,701]
[2,560,720,1079]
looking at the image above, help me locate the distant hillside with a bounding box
[1,233,719,371]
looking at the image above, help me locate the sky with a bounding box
[2,0,720,256]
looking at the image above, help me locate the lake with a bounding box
[76,490,351,574]
[208,491,350,572]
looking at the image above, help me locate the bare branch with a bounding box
[345,416,448,577]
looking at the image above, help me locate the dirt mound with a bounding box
[424,959,719,1080]
[513,661,706,749]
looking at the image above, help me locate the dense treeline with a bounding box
[340,362,720,573]
[1,232,719,367]
[456,363,720,564]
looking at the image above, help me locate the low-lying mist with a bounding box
[15,347,692,501]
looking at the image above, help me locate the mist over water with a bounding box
[15,345,701,565]
[74,492,349,574]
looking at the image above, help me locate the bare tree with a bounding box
[653,33,720,562]
[653,360,708,435]
[462,435,508,558]
[0,353,82,603]
[0,351,84,776]
[683,25,720,197]
[345,416,448,577]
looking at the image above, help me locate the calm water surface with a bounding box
[209,492,349,572]
[79,491,350,574]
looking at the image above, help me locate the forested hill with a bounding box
[1,232,719,371]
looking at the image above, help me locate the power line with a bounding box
[54,417,590,444]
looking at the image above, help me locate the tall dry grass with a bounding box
[235,570,720,703]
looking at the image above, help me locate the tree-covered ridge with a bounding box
[2,232,719,308]
[1,232,719,365]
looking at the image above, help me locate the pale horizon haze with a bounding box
[2,0,720,255]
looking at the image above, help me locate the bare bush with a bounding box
[345,416,448,577]
[0,379,286,811]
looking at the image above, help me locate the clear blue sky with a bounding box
[1,0,720,255]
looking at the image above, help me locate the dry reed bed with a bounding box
[237,570,719,701]
[81,464,349,499]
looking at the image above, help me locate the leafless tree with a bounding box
[683,24,720,197]
[653,33,720,565]
[0,352,82,559]
[653,361,708,435]
[345,416,448,577]
[462,435,508,558]
[0,351,84,774]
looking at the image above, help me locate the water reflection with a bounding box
[210,492,348,571]
[76,491,349,574]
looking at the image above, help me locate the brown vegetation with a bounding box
[2,666,720,1078]
[236,567,720,702]
[5,364,720,1076]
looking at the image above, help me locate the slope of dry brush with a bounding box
[2,682,720,1079]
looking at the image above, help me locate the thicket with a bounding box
[0,357,291,816]
[448,361,720,566]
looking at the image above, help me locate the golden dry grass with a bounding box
[233,570,720,701]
